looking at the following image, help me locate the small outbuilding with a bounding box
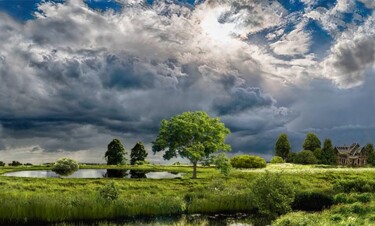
[335,143,367,166]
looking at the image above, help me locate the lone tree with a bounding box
[321,139,336,165]
[52,158,79,176]
[130,142,148,165]
[105,139,127,165]
[275,133,291,160]
[152,111,231,179]
[302,133,321,151]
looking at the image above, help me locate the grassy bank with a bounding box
[1,164,375,224]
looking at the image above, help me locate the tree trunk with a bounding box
[192,162,197,179]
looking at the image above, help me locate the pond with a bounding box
[2,169,184,179]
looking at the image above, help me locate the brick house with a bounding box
[335,143,368,166]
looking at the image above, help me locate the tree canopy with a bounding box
[152,111,231,178]
[275,133,291,160]
[105,139,127,165]
[302,133,321,151]
[130,142,148,165]
[320,139,336,165]
[292,150,318,165]
[52,158,79,176]
[366,143,375,166]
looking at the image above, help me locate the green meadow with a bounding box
[1,163,375,225]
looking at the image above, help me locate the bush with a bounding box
[293,150,318,165]
[251,172,295,219]
[8,161,22,166]
[99,182,119,202]
[292,191,333,211]
[334,178,375,193]
[334,193,372,204]
[0,161,5,167]
[214,153,232,176]
[230,155,266,169]
[270,156,285,164]
[51,158,79,176]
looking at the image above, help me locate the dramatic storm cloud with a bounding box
[0,0,374,163]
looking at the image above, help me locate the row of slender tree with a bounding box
[274,133,375,165]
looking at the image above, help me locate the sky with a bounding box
[0,0,374,164]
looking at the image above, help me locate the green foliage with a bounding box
[214,153,232,176]
[201,156,215,166]
[0,161,5,167]
[334,178,375,193]
[302,133,321,151]
[293,150,318,165]
[321,139,336,165]
[9,161,22,166]
[99,182,119,202]
[152,111,231,178]
[105,139,127,165]
[275,133,291,160]
[230,155,266,169]
[251,172,295,219]
[292,191,333,211]
[286,152,296,163]
[270,156,285,164]
[130,142,148,165]
[52,158,79,176]
[313,148,322,163]
[366,143,375,165]
[334,193,372,204]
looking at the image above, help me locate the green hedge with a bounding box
[230,155,266,169]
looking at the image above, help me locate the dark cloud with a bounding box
[0,0,373,163]
[213,87,275,115]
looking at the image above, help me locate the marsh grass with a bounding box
[2,164,375,223]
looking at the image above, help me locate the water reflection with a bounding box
[40,214,271,226]
[2,169,184,179]
[104,169,128,178]
[129,170,147,178]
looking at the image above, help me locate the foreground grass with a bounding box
[1,164,375,224]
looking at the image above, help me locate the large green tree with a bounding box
[275,133,291,160]
[366,143,375,165]
[130,142,148,165]
[320,139,336,165]
[302,133,321,151]
[152,111,231,178]
[105,139,127,165]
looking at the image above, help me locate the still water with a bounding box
[21,214,271,226]
[2,169,184,179]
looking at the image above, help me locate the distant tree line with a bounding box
[274,132,375,165]
[0,161,33,167]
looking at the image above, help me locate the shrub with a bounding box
[334,178,375,193]
[251,172,295,219]
[230,155,266,169]
[270,156,285,164]
[214,153,232,176]
[293,150,318,165]
[292,191,333,211]
[99,182,119,202]
[0,161,5,167]
[52,158,79,176]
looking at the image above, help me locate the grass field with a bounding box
[1,163,375,225]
